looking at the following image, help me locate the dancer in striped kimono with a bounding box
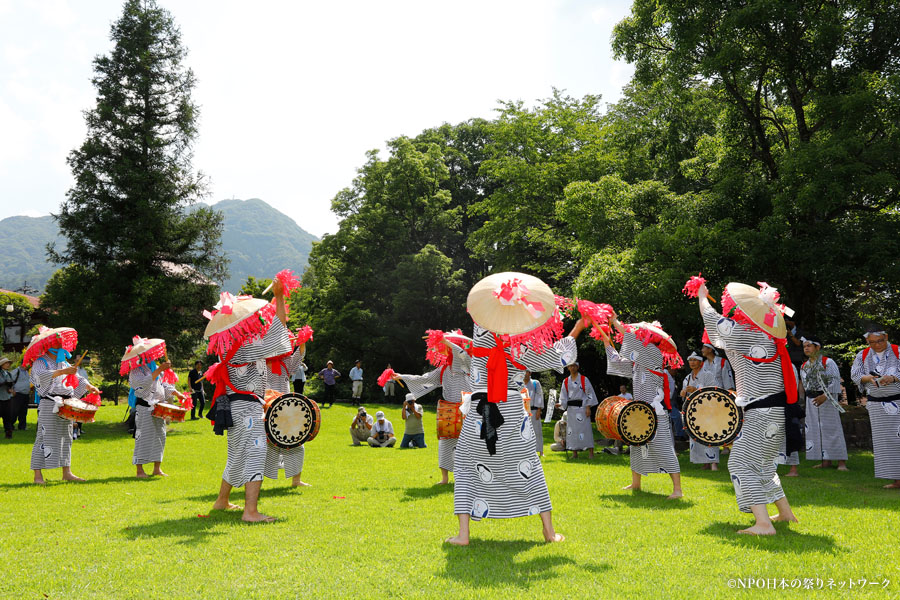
[203,279,291,522]
[120,336,189,478]
[523,370,544,456]
[446,272,586,546]
[800,336,848,471]
[600,315,683,499]
[694,280,799,535]
[26,327,100,484]
[263,332,310,487]
[394,331,472,485]
[682,351,720,470]
[850,327,900,489]
[559,363,597,458]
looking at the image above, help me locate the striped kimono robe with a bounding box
[559,375,597,451]
[221,318,291,487]
[525,379,544,454]
[801,356,847,462]
[701,301,787,512]
[401,342,472,472]
[29,356,89,470]
[264,345,306,480]
[129,365,176,465]
[606,332,680,476]
[454,325,576,520]
[684,369,720,464]
[851,345,900,480]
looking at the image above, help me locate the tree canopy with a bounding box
[43,0,226,378]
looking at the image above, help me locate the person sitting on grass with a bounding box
[368,411,396,447]
[351,406,374,446]
[400,394,426,449]
[549,412,567,452]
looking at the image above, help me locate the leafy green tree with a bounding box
[43,0,225,378]
[605,0,900,339]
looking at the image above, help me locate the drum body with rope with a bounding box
[151,402,188,423]
[57,399,98,424]
[681,387,743,447]
[264,392,321,449]
[436,399,463,440]
[594,395,657,446]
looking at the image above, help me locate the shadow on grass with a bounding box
[601,492,696,509]
[400,484,454,502]
[700,521,838,553]
[121,512,243,545]
[441,539,610,588]
[0,475,139,490]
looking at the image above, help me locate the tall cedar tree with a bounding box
[45,0,226,379]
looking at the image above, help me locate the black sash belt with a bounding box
[745,391,803,455]
[867,393,900,403]
[566,400,583,408]
[205,393,257,435]
[805,390,823,398]
[135,399,150,408]
[473,393,504,456]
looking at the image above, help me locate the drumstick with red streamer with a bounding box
[63,350,89,388]
[682,273,716,303]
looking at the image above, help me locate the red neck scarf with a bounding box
[206,344,252,414]
[742,338,797,404]
[647,369,672,410]
[468,334,526,403]
[266,352,290,376]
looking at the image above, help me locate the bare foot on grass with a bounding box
[737,523,777,535]
[152,470,167,477]
[212,502,242,511]
[242,512,276,523]
[770,513,799,523]
[62,473,85,482]
[622,484,640,491]
[544,533,565,543]
[667,491,683,500]
[291,481,311,487]
[445,535,469,546]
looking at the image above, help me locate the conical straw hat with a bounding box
[724,282,787,339]
[467,272,555,335]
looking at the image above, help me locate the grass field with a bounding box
[1,402,897,599]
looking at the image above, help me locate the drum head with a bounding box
[618,402,657,446]
[265,393,321,449]
[683,387,742,446]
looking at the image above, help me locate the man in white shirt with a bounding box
[400,394,426,448]
[350,406,374,446]
[292,361,307,395]
[368,411,396,447]
[619,384,633,400]
[349,360,364,406]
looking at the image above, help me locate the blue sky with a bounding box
[0,0,634,236]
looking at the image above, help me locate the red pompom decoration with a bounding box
[576,300,614,340]
[274,269,302,295]
[377,368,397,388]
[161,369,179,385]
[682,273,707,298]
[425,329,450,367]
[82,392,102,407]
[178,394,194,410]
[294,325,314,346]
[554,295,576,317]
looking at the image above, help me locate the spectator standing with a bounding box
[11,362,31,431]
[618,384,633,400]
[188,361,205,420]
[350,406,374,445]
[368,411,396,447]
[292,361,307,395]
[317,361,341,408]
[558,363,597,459]
[349,360,364,406]
[382,363,397,400]
[400,393,426,448]
[0,357,14,439]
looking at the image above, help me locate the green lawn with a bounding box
[1,402,896,599]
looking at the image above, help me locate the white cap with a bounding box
[375,411,385,420]
[405,393,415,402]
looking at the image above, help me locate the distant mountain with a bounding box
[0,215,65,293]
[211,198,318,292]
[0,198,317,293]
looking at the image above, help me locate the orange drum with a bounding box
[57,399,98,424]
[151,402,188,423]
[437,399,463,440]
[594,395,657,446]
